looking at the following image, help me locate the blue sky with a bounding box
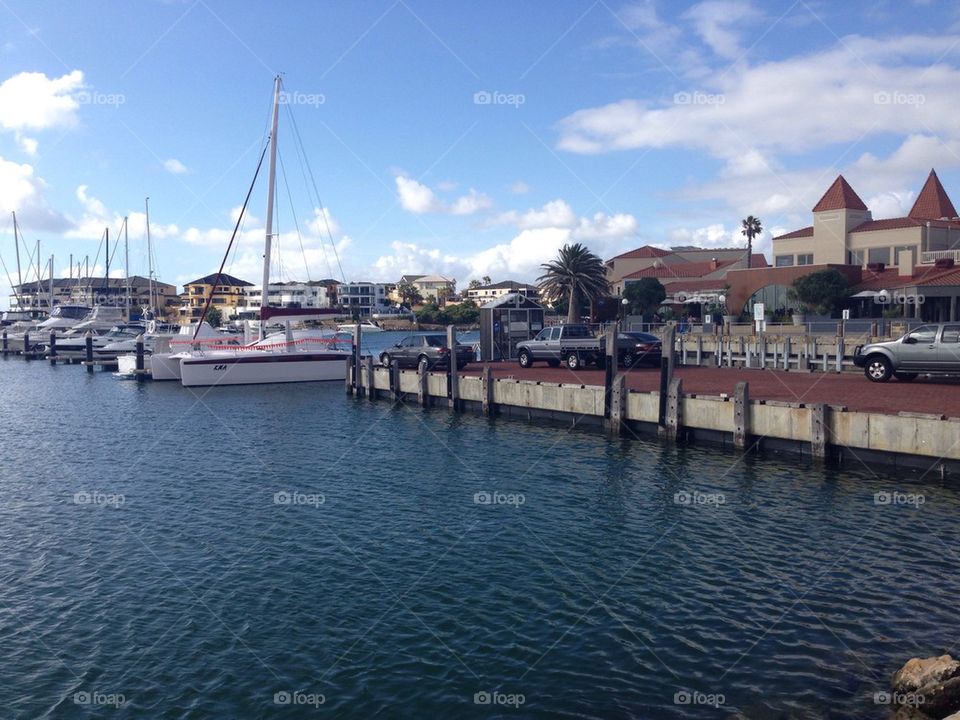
[2,0,960,302]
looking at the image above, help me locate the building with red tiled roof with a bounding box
[606,244,767,295]
[772,170,960,272]
[812,175,868,212]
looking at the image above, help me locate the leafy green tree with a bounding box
[623,278,666,317]
[741,215,762,269]
[205,306,222,328]
[789,269,850,316]
[468,279,482,290]
[481,275,491,285]
[537,243,609,324]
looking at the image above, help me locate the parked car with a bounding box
[619,332,662,368]
[379,333,473,370]
[516,324,595,368]
[853,323,960,382]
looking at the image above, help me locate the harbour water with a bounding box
[1,355,957,719]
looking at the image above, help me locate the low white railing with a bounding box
[920,249,960,264]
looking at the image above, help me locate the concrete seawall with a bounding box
[350,361,958,474]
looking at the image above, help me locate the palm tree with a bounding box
[741,215,762,269]
[396,281,422,309]
[537,243,609,324]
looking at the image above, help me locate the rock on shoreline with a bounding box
[889,655,960,719]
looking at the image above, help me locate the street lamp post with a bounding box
[620,297,629,330]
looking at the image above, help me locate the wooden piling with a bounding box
[345,354,354,394]
[135,335,145,373]
[391,360,401,402]
[658,357,669,427]
[481,365,494,417]
[608,373,626,436]
[733,381,749,450]
[365,355,375,401]
[665,377,683,441]
[23,331,30,358]
[352,324,362,394]
[1,330,7,355]
[664,324,676,380]
[48,331,57,364]
[603,324,616,417]
[418,359,429,407]
[447,325,460,410]
[85,331,93,373]
[810,404,828,458]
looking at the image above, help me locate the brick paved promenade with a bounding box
[462,364,959,416]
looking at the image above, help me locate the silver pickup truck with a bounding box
[516,324,596,368]
[853,323,960,381]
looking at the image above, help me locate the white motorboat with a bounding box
[337,320,384,333]
[100,321,215,361]
[175,76,352,387]
[371,306,415,320]
[49,323,145,357]
[5,305,92,349]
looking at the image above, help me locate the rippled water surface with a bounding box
[1,355,957,719]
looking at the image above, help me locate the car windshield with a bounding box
[424,336,446,347]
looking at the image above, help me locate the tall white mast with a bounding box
[124,216,130,320]
[48,255,54,312]
[259,74,282,341]
[145,197,155,317]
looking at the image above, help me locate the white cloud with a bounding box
[371,199,639,283]
[0,156,70,232]
[450,189,493,215]
[395,175,493,216]
[509,180,530,194]
[0,70,84,133]
[557,34,960,157]
[16,133,38,156]
[163,158,188,175]
[682,0,761,59]
[396,176,442,214]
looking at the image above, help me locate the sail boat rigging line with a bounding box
[192,141,270,340]
[277,147,314,283]
[284,104,345,283]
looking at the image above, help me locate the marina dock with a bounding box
[347,353,959,473]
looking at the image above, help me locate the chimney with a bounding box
[898,248,914,276]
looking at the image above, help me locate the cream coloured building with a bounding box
[772,170,960,272]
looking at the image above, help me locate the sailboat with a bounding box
[177,76,351,387]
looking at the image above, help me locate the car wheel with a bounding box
[894,372,918,382]
[622,351,637,369]
[864,355,892,383]
[518,350,533,368]
[547,359,560,368]
[418,354,432,370]
[565,351,581,370]
[380,352,391,367]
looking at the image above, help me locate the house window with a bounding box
[797,254,813,265]
[848,250,865,266]
[775,255,794,267]
[867,247,890,265]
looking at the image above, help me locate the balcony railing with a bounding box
[920,249,960,264]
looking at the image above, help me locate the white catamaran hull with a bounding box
[149,352,187,381]
[179,352,348,387]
